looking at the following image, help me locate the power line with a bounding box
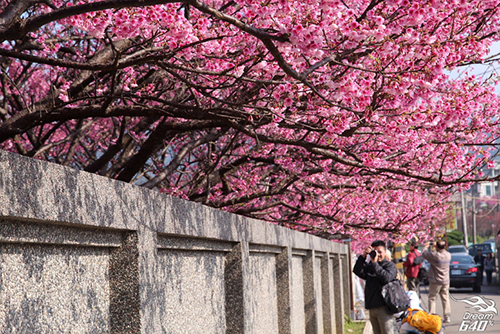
[462,195,500,202]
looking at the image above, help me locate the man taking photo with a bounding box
[422,240,451,323]
[353,240,397,334]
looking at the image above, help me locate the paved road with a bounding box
[362,273,500,334]
[419,277,500,334]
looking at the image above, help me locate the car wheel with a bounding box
[473,285,481,293]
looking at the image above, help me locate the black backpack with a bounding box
[381,279,411,313]
[413,255,424,265]
[417,266,428,281]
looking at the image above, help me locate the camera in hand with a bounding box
[369,249,377,259]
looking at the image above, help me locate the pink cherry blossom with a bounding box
[1,0,500,251]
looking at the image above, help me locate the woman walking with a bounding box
[484,253,495,285]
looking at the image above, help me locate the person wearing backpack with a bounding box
[422,240,451,323]
[403,241,422,293]
[353,240,398,334]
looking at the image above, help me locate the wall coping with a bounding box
[0,150,348,254]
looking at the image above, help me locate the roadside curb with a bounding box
[362,320,373,334]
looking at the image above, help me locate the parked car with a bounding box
[481,238,496,255]
[449,254,480,292]
[468,243,493,257]
[448,245,468,254]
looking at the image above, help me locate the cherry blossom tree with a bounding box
[2,0,500,249]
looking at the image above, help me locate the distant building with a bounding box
[476,181,498,198]
[469,160,500,202]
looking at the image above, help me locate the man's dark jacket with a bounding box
[353,255,398,309]
[474,254,485,271]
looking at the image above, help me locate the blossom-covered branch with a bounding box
[2,0,500,249]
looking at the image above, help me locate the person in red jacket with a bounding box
[403,241,421,293]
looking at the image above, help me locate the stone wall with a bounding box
[0,150,351,334]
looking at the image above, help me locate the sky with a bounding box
[448,41,500,90]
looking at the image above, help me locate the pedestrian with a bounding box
[484,252,495,285]
[403,241,421,293]
[353,240,398,334]
[422,240,451,323]
[474,249,485,285]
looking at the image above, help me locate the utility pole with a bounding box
[472,198,477,245]
[472,184,477,245]
[461,191,469,246]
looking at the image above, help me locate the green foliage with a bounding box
[344,315,366,334]
[447,230,464,246]
[467,235,494,245]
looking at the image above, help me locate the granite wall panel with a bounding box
[331,254,344,334]
[314,254,324,334]
[341,255,351,321]
[0,150,351,334]
[245,251,279,334]
[290,252,306,334]
[157,249,226,333]
[276,247,292,334]
[0,243,110,333]
[321,254,334,334]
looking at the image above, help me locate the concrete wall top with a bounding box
[0,150,347,254]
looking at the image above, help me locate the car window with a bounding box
[469,244,492,251]
[448,246,466,253]
[451,255,474,263]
